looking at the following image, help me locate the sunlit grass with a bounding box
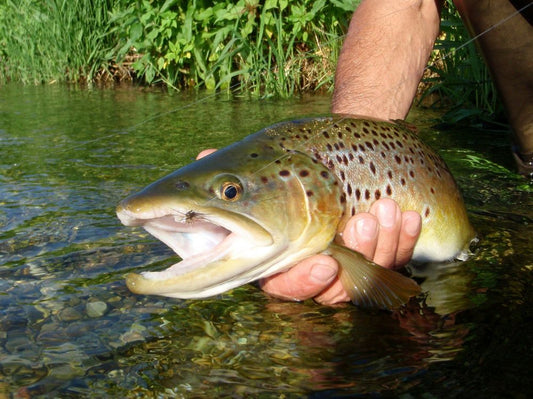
[0,0,117,84]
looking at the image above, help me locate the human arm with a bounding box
[332,0,441,118]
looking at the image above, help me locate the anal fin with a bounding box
[327,243,421,310]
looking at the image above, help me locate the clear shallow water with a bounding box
[0,84,532,398]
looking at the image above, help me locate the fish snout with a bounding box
[116,195,150,226]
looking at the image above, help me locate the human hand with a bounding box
[196,150,422,305]
[259,198,422,305]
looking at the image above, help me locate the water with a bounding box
[0,83,532,398]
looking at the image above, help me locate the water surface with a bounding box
[0,84,532,398]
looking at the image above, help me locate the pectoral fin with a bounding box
[326,243,421,310]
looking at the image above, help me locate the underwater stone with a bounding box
[86,301,108,318]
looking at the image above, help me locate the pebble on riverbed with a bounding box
[85,301,108,318]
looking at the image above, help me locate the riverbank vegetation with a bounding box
[0,0,503,123]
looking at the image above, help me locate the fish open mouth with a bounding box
[116,205,275,297]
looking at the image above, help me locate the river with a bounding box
[0,83,532,398]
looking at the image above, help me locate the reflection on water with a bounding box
[0,84,532,398]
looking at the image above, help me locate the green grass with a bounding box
[0,0,119,84]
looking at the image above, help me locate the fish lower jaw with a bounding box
[125,240,282,298]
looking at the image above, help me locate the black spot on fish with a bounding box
[338,132,343,139]
[250,153,258,158]
[363,127,370,135]
[347,182,353,195]
[351,144,358,152]
[369,161,376,175]
[395,155,402,164]
[425,207,431,218]
[430,187,435,194]
[279,170,290,177]
[396,140,404,148]
[401,178,406,186]
[334,143,340,151]
[355,188,361,201]
[351,206,356,216]
[365,141,374,151]
[320,171,329,179]
[326,143,333,152]
[340,170,346,181]
[386,185,392,196]
[358,155,365,164]
[299,170,309,177]
[390,142,396,150]
[380,151,386,158]
[306,190,314,197]
[354,132,361,139]
[322,131,330,139]
[348,153,354,161]
[342,154,348,165]
[365,189,370,200]
[345,126,352,133]
[387,170,393,179]
[275,160,281,164]
[340,193,346,203]
[261,176,269,184]
[358,144,366,152]
[336,155,343,164]
[375,189,381,200]
[409,170,415,178]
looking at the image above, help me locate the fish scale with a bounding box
[117,116,476,309]
[261,116,474,262]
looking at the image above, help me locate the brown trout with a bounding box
[117,116,475,310]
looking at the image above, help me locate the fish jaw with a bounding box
[116,200,282,298]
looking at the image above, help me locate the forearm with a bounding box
[332,0,441,119]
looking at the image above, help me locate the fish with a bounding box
[116,115,476,310]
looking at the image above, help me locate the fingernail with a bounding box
[355,217,378,238]
[310,264,337,283]
[376,202,396,228]
[404,214,421,236]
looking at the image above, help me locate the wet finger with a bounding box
[259,255,338,301]
[196,148,217,160]
[395,210,421,267]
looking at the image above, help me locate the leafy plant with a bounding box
[109,0,358,96]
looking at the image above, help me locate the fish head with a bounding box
[116,138,343,298]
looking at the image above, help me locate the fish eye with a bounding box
[220,182,242,201]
